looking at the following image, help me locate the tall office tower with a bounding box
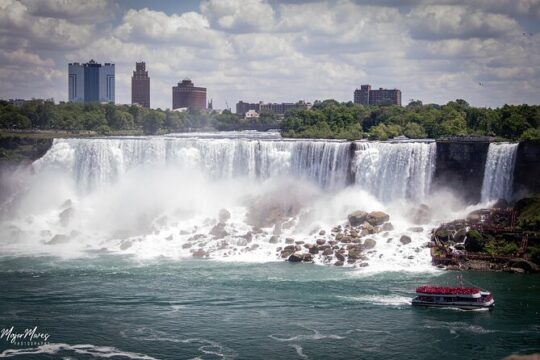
[68,59,115,103]
[131,62,150,108]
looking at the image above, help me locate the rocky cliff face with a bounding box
[513,140,540,196]
[433,139,490,203]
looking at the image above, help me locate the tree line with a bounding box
[281,99,540,140]
[0,100,279,135]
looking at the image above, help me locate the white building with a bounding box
[245,109,259,118]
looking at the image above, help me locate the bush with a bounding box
[465,230,484,252]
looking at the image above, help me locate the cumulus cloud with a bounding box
[20,0,118,23]
[407,5,521,40]
[201,0,275,32]
[0,0,538,107]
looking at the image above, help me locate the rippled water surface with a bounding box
[0,257,538,359]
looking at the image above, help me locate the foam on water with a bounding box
[0,343,157,359]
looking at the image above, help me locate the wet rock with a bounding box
[295,240,305,245]
[348,250,362,260]
[407,227,424,233]
[348,210,368,226]
[386,238,393,243]
[335,253,345,262]
[288,252,304,262]
[335,233,344,241]
[218,209,231,223]
[400,235,412,245]
[453,228,467,243]
[359,262,369,267]
[316,239,326,245]
[340,236,352,244]
[507,258,539,273]
[331,226,342,233]
[349,229,359,238]
[363,238,376,250]
[59,207,74,227]
[319,230,326,236]
[309,245,319,254]
[492,199,509,209]
[322,248,333,256]
[360,229,370,237]
[250,244,259,250]
[382,222,394,231]
[269,235,279,244]
[46,234,69,245]
[303,253,313,262]
[273,223,282,236]
[210,223,228,239]
[366,211,389,226]
[285,237,295,244]
[166,235,173,241]
[407,255,415,260]
[328,240,338,246]
[347,258,357,264]
[435,229,450,241]
[182,243,192,249]
[242,231,253,242]
[192,249,208,258]
[334,260,344,266]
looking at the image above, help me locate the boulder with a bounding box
[59,207,74,227]
[319,230,326,236]
[359,262,369,267]
[273,223,282,235]
[334,260,344,266]
[322,248,333,256]
[210,223,228,239]
[242,231,253,242]
[192,249,208,258]
[335,253,345,261]
[218,209,231,223]
[302,253,314,262]
[453,228,467,243]
[366,211,389,226]
[309,245,319,254]
[269,236,279,244]
[348,250,362,260]
[400,235,412,245]
[348,211,368,226]
[316,239,326,245]
[407,226,424,233]
[382,222,394,231]
[288,252,304,262]
[507,258,540,273]
[285,237,295,244]
[363,238,377,250]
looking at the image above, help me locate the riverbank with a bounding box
[430,196,540,273]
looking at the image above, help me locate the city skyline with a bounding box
[1,0,539,110]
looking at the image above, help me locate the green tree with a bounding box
[142,111,165,135]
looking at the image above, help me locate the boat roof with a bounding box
[416,285,481,295]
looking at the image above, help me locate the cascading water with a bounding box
[480,142,518,203]
[1,132,449,272]
[352,141,436,203]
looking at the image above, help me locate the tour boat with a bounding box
[412,285,495,310]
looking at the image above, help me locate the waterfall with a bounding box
[33,136,353,192]
[481,142,518,202]
[352,141,436,202]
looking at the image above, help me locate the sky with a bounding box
[0,0,539,110]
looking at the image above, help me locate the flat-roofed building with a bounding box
[172,79,206,110]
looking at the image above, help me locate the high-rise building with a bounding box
[353,84,401,106]
[68,60,115,103]
[172,79,206,110]
[236,100,311,116]
[131,62,150,108]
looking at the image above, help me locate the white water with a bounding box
[353,141,436,202]
[481,143,518,203]
[0,132,476,273]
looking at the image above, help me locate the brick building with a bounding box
[354,84,401,106]
[172,79,206,110]
[131,62,150,108]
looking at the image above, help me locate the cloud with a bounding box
[407,5,521,40]
[20,0,118,23]
[200,0,275,32]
